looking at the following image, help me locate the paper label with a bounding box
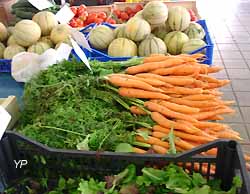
[56,43,72,61]
[0,106,11,140]
[28,0,54,10]
[71,29,92,52]
[55,5,75,24]
[70,38,92,71]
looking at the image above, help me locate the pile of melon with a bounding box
[0,11,72,60]
[88,1,207,57]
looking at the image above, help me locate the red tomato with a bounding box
[98,12,107,20]
[76,18,84,27]
[78,4,87,15]
[70,7,78,16]
[125,7,133,15]
[129,12,135,18]
[120,12,129,21]
[106,18,116,24]
[95,18,104,24]
[114,9,121,18]
[78,11,88,21]
[69,18,78,28]
[134,4,143,12]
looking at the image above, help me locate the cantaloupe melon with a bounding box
[7,26,15,36]
[0,22,8,42]
[138,35,167,57]
[28,42,51,55]
[7,35,17,46]
[142,1,168,25]
[108,38,137,57]
[4,44,25,59]
[0,42,5,58]
[152,23,171,40]
[55,37,72,49]
[164,31,189,55]
[167,6,191,31]
[50,24,71,44]
[39,36,54,47]
[33,11,58,36]
[125,18,151,42]
[89,25,115,50]
[184,22,205,39]
[13,20,41,47]
[114,24,127,38]
[181,39,206,54]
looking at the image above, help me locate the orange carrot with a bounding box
[206,115,224,121]
[204,80,231,89]
[126,58,185,74]
[108,75,163,92]
[135,73,195,86]
[190,108,235,120]
[169,98,220,108]
[199,66,223,74]
[199,105,225,112]
[198,74,221,83]
[192,121,228,131]
[118,88,170,100]
[154,100,200,114]
[144,101,198,122]
[215,131,242,140]
[136,135,169,148]
[203,89,223,96]
[151,112,199,134]
[151,64,200,76]
[160,86,203,95]
[152,125,213,143]
[133,147,147,154]
[174,138,195,150]
[143,55,169,63]
[130,106,148,115]
[151,144,168,154]
[182,94,216,101]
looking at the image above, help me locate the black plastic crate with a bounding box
[0,131,250,193]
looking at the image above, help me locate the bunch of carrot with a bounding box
[106,53,250,171]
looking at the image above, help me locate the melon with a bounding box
[0,22,8,42]
[164,31,189,55]
[89,25,114,50]
[184,22,205,39]
[167,6,191,31]
[7,26,15,36]
[50,24,71,44]
[125,18,151,42]
[138,35,167,57]
[39,36,54,47]
[142,1,168,25]
[7,35,17,46]
[114,24,127,38]
[13,20,41,47]
[55,38,72,49]
[152,23,171,40]
[108,38,137,57]
[3,44,25,59]
[181,39,206,54]
[134,10,143,19]
[32,11,58,36]
[0,42,5,58]
[28,42,51,55]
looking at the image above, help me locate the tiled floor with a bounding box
[198,0,250,150]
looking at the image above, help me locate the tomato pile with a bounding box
[69,5,116,28]
[113,4,143,22]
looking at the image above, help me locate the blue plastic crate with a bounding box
[80,20,214,65]
[0,59,11,73]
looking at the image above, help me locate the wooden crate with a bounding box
[86,5,114,13]
[114,0,201,19]
[0,96,20,130]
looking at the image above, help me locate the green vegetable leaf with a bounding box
[192,173,207,187]
[167,127,177,154]
[141,168,166,184]
[78,178,106,194]
[115,143,133,153]
[77,134,90,151]
[58,176,66,191]
[136,130,149,140]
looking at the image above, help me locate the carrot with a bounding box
[204,80,231,89]
[152,126,213,143]
[192,121,228,131]
[160,86,203,95]
[144,101,198,122]
[205,148,218,156]
[151,144,168,154]
[151,112,199,134]
[151,64,200,76]
[126,58,185,74]
[215,131,242,140]
[198,74,221,83]
[133,147,147,154]
[169,97,220,108]
[130,106,148,115]
[154,100,200,114]
[244,154,250,162]
[135,73,195,86]
[199,105,225,112]
[119,88,170,100]
[206,115,224,120]
[199,66,223,74]
[190,108,235,120]
[174,138,195,150]
[203,89,223,96]
[136,135,169,148]
[189,53,206,59]
[182,94,216,101]
[143,55,169,63]
[108,75,163,92]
